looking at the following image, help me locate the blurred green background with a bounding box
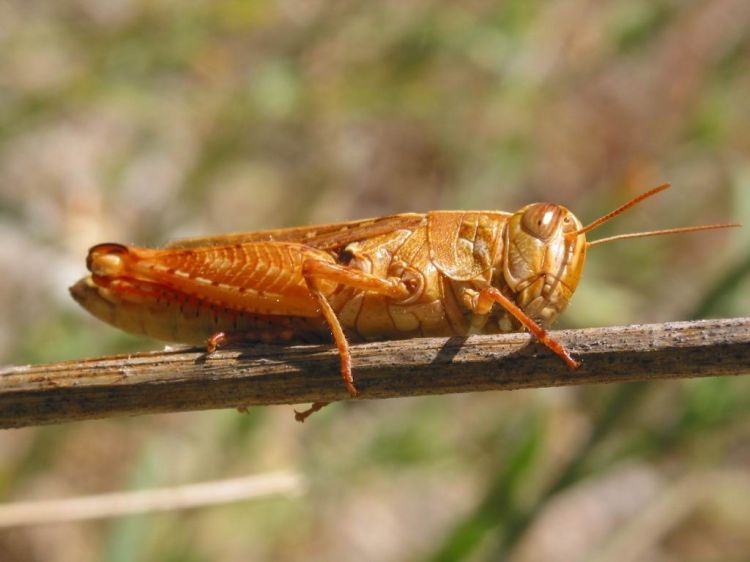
[1,1,749,561]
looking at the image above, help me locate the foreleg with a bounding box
[471,287,581,369]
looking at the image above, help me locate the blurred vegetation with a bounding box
[0,1,749,561]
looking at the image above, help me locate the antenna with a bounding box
[574,183,740,247]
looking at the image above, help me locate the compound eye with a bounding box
[521,203,562,241]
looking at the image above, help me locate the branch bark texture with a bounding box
[0,318,748,429]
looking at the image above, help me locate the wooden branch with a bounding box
[0,318,748,429]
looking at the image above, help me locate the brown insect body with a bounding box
[70,184,737,419]
[72,206,585,345]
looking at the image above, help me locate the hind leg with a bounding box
[301,258,415,398]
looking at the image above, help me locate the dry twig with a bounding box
[0,318,747,429]
[0,470,303,528]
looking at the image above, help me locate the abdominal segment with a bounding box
[70,276,330,346]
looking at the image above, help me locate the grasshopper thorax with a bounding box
[501,203,587,327]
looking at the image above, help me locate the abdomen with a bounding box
[70,276,329,346]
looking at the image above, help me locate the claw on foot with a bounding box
[294,402,330,422]
[206,332,227,353]
[344,380,359,398]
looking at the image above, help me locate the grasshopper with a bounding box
[70,184,738,419]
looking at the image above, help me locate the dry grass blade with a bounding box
[0,471,303,528]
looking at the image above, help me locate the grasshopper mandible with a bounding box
[70,184,738,419]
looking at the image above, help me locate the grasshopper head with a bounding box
[498,183,740,328]
[502,203,587,327]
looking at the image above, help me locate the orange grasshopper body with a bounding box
[70,184,737,418]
